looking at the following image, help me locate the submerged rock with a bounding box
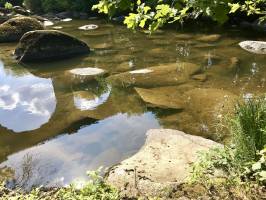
[14,30,90,62]
[107,129,220,198]
[52,26,63,30]
[228,57,240,71]
[191,74,207,82]
[184,88,238,139]
[135,87,184,109]
[0,17,44,42]
[196,34,222,42]
[61,18,72,22]
[115,61,134,72]
[107,62,201,87]
[239,41,266,54]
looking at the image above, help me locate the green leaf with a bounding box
[252,162,262,171]
[229,3,241,13]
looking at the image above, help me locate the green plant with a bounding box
[190,96,266,189]
[92,0,266,32]
[4,2,12,9]
[189,146,238,186]
[57,168,119,200]
[229,0,266,22]
[0,168,119,200]
[244,147,266,184]
[231,97,266,163]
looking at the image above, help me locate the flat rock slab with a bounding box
[135,87,184,109]
[107,129,220,198]
[67,67,107,84]
[14,30,90,62]
[239,41,266,54]
[107,62,201,87]
[69,67,106,76]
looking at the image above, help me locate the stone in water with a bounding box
[129,69,153,74]
[70,67,105,76]
[79,24,98,30]
[61,18,72,22]
[44,20,54,26]
[239,41,266,54]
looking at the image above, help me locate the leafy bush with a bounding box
[92,0,266,32]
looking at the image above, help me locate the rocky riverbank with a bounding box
[106,129,221,198]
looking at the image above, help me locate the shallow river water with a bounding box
[0,19,265,189]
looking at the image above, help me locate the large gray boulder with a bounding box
[14,30,90,62]
[0,17,44,42]
[107,129,220,198]
[239,41,266,54]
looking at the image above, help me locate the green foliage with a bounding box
[57,169,119,200]
[190,96,266,188]
[0,168,119,200]
[231,97,266,162]
[93,0,266,32]
[189,146,238,186]
[4,2,12,9]
[244,147,266,184]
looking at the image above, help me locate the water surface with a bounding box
[0,19,265,188]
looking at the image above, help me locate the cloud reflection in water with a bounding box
[0,61,56,132]
[73,86,111,111]
[0,112,160,190]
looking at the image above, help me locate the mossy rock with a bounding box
[14,30,90,62]
[0,17,44,42]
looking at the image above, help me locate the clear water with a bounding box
[0,19,265,189]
